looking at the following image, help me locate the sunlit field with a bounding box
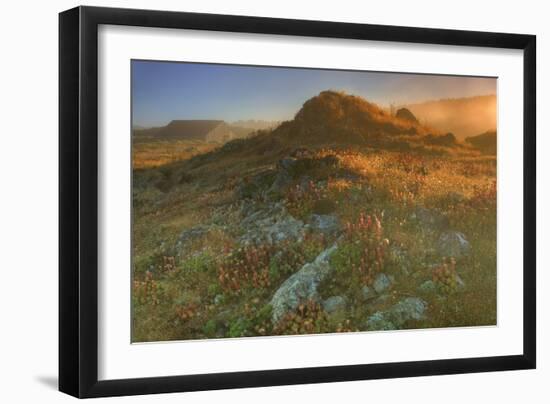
[131,91,497,342]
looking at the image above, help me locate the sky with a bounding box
[132,60,496,128]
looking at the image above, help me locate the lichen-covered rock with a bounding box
[366,297,427,331]
[365,312,396,330]
[239,202,305,245]
[270,244,338,323]
[322,296,347,314]
[373,273,393,294]
[437,231,471,259]
[308,214,340,236]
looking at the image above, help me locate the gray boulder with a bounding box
[437,231,471,259]
[367,297,427,331]
[322,296,347,314]
[270,244,338,323]
[239,202,305,245]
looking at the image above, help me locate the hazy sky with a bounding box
[132,60,496,128]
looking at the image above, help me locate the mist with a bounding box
[405,95,496,139]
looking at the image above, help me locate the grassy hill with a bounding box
[465,130,497,155]
[131,91,497,342]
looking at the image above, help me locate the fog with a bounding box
[405,95,496,139]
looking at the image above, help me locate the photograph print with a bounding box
[131,60,497,343]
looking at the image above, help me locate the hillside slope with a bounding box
[465,130,497,155]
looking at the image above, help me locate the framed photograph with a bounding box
[59,6,536,398]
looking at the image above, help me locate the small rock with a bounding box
[455,274,466,289]
[361,285,376,301]
[437,231,471,259]
[214,294,225,305]
[418,280,437,293]
[278,157,298,171]
[373,273,393,294]
[323,296,347,314]
[308,214,340,236]
[367,297,427,331]
[419,274,465,295]
[389,297,427,324]
[365,312,396,330]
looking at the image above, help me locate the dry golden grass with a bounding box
[132,138,218,169]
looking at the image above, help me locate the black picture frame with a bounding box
[59,5,536,398]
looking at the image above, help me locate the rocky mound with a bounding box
[275,91,427,142]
